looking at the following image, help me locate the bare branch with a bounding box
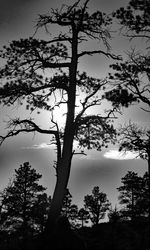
[75,84,103,123]
[0,118,58,145]
[0,128,35,146]
[72,150,87,156]
[140,107,150,113]
[42,61,70,69]
[118,122,150,159]
[63,0,81,17]
[78,50,122,60]
[44,35,72,44]
[51,114,62,162]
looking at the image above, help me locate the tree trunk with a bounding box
[44,28,78,240]
[44,152,73,234]
[95,209,100,226]
[82,218,84,228]
[131,186,134,221]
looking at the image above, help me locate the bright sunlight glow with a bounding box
[104,149,139,160]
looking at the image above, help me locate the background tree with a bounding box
[0,0,120,235]
[84,186,110,225]
[104,0,150,222]
[105,50,150,111]
[78,208,90,227]
[117,171,148,220]
[61,188,78,226]
[32,193,51,233]
[135,172,149,218]
[118,123,150,218]
[105,0,150,112]
[0,162,46,238]
[110,1,150,245]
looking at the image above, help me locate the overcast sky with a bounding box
[0,0,149,217]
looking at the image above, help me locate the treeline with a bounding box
[0,162,149,249]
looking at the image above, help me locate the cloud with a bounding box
[21,143,54,150]
[104,149,139,160]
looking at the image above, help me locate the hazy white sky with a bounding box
[0,0,149,215]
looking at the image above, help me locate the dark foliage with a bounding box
[0,162,50,249]
[117,171,149,220]
[61,188,78,226]
[105,0,150,112]
[113,0,150,36]
[84,186,110,225]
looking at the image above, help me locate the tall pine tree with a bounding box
[117,171,149,220]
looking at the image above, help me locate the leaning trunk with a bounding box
[44,134,74,234]
[44,28,78,237]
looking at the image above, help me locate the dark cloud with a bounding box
[0,0,55,25]
[0,0,29,23]
[0,0,59,45]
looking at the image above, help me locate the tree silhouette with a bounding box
[84,186,110,225]
[61,188,78,226]
[137,172,149,217]
[106,52,150,111]
[119,123,150,219]
[105,0,150,112]
[104,0,150,224]
[117,171,149,220]
[109,1,150,245]
[0,0,120,236]
[113,0,150,38]
[32,193,51,233]
[78,208,90,227]
[108,206,121,223]
[0,162,46,239]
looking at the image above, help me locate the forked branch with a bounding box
[0,118,58,145]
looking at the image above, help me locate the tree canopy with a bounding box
[0,162,47,236]
[84,186,110,225]
[113,0,150,38]
[105,0,150,112]
[117,171,149,220]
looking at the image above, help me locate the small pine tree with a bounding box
[84,186,110,225]
[108,206,121,223]
[0,162,46,237]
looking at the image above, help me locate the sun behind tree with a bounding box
[0,1,121,244]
